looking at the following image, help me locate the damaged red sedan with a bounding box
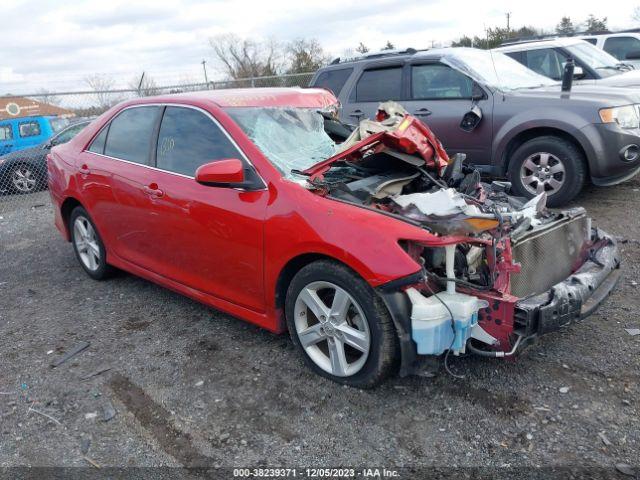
[47,88,621,387]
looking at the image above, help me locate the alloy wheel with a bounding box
[11,166,37,193]
[294,281,370,377]
[73,216,101,271]
[520,152,566,196]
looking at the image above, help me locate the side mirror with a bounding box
[460,105,483,132]
[195,159,245,187]
[573,66,586,79]
[626,50,640,60]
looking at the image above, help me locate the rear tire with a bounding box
[69,206,113,280]
[508,136,586,207]
[285,260,398,388]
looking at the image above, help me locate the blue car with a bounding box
[0,115,69,156]
[0,119,90,194]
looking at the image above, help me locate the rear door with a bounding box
[138,106,268,311]
[79,106,162,269]
[401,61,493,166]
[341,62,404,123]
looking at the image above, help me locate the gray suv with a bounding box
[310,47,640,205]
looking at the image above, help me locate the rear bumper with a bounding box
[513,229,620,337]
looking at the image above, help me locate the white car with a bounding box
[494,38,640,88]
[578,32,640,67]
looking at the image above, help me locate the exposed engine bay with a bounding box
[301,102,620,371]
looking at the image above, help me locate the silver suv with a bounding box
[310,47,640,206]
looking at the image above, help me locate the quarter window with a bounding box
[156,107,241,176]
[603,36,640,60]
[313,68,353,96]
[103,106,161,164]
[411,64,474,99]
[582,38,597,45]
[0,125,12,141]
[88,127,108,154]
[353,67,402,102]
[19,121,41,137]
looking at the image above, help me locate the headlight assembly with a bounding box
[599,105,640,129]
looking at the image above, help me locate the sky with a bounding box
[1,0,639,94]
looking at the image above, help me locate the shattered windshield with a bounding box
[443,48,557,91]
[226,107,336,179]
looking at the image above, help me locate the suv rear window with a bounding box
[103,106,161,164]
[313,68,353,96]
[352,67,402,102]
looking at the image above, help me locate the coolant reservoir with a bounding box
[406,288,489,355]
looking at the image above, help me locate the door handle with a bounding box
[79,164,90,175]
[143,184,164,198]
[349,109,364,119]
[413,108,432,117]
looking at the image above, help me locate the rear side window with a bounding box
[0,124,12,141]
[353,67,402,102]
[156,107,241,176]
[524,48,566,80]
[604,36,640,60]
[19,121,41,138]
[313,68,353,96]
[411,64,474,99]
[88,128,108,154]
[104,106,160,164]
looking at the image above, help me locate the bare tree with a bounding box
[355,42,369,54]
[84,74,118,110]
[128,73,161,97]
[286,38,329,74]
[35,88,61,106]
[633,6,640,22]
[209,34,284,80]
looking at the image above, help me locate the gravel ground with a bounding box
[0,179,638,478]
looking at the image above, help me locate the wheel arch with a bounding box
[60,197,84,240]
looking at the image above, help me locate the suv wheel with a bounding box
[285,260,398,388]
[69,206,112,280]
[508,136,586,207]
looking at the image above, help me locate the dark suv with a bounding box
[310,47,640,206]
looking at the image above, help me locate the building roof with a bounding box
[0,97,75,121]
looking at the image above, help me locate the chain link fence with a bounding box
[0,72,314,220]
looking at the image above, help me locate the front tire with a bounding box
[7,163,43,194]
[285,260,398,388]
[69,206,112,280]
[508,136,586,207]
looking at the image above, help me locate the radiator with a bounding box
[510,214,590,298]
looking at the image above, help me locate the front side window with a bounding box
[0,124,12,141]
[524,48,566,80]
[604,36,640,60]
[313,68,353,96]
[19,121,41,138]
[353,67,402,102]
[156,107,241,176]
[411,64,473,99]
[104,106,160,164]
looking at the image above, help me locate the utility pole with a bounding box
[506,12,511,31]
[201,60,209,86]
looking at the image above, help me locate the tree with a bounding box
[209,34,284,80]
[451,35,473,47]
[35,88,61,106]
[127,73,160,97]
[556,17,575,35]
[584,14,608,33]
[355,42,369,54]
[84,74,119,110]
[382,40,395,50]
[286,38,329,74]
[634,6,640,22]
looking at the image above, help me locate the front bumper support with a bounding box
[514,229,620,336]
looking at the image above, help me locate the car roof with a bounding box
[123,87,338,109]
[496,37,587,51]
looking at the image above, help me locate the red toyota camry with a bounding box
[47,88,620,387]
